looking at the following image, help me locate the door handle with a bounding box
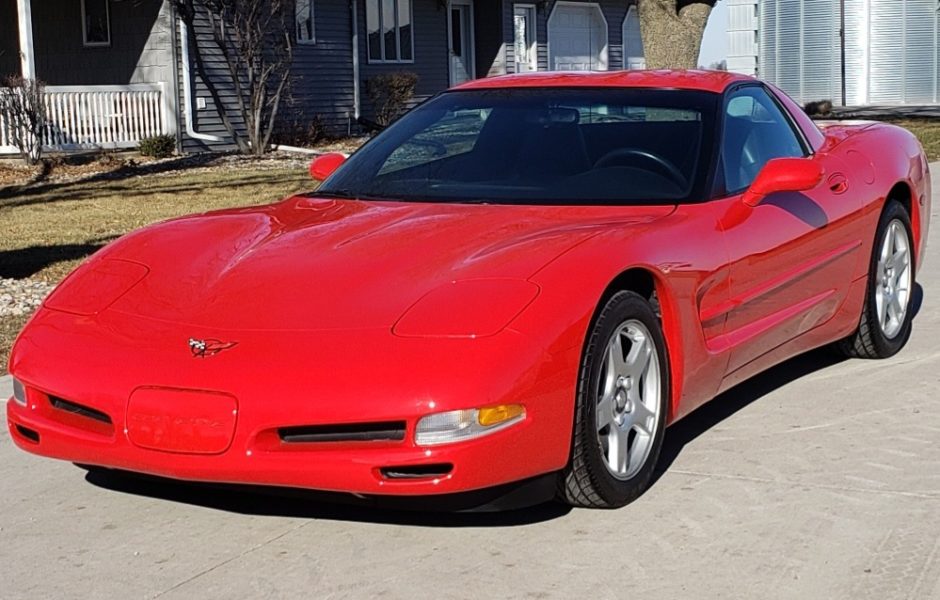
[828,173,849,194]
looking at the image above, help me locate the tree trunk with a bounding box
[637,0,713,69]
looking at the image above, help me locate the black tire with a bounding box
[559,291,670,508]
[838,200,916,359]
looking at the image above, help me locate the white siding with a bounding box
[727,0,758,76]
[760,0,940,106]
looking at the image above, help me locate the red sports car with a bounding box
[7,71,931,509]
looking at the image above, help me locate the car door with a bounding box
[714,85,864,375]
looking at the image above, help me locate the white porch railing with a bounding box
[1,83,172,154]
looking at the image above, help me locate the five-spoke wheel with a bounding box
[560,291,668,508]
[839,199,916,359]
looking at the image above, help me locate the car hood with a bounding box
[96,196,674,331]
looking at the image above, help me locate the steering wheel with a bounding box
[593,148,688,189]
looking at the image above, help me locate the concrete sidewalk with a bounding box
[1,177,939,600]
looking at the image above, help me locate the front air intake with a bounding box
[380,464,454,480]
[49,396,113,425]
[278,421,407,444]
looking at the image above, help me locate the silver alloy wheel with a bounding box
[875,219,913,339]
[596,319,662,480]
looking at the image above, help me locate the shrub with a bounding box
[365,71,419,127]
[271,113,326,148]
[0,75,47,165]
[804,100,834,118]
[138,134,176,158]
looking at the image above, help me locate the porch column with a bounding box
[17,0,36,79]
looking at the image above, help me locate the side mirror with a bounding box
[309,152,347,181]
[742,157,824,207]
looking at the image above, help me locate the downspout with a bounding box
[351,0,361,126]
[178,18,224,143]
[168,1,183,152]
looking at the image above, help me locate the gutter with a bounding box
[178,18,224,143]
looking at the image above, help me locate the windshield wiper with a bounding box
[313,189,357,199]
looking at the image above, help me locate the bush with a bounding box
[365,71,419,127]
[0,75,47,165]
[138,134,176,158]
[271,113,326,148]
[804,100,834,118]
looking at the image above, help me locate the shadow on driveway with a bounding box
[82,468,572,527]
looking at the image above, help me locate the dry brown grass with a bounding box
[892,119,940,161]
[1,161,312,372]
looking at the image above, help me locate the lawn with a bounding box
[1,157,313,372]
[892,119,940,161]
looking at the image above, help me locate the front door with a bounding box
[717,85,864,375]
[449,1,475,85]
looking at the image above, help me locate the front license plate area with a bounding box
[126,387,238,454]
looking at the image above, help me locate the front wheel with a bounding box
[838,200,915,359]
[560,291,669,508]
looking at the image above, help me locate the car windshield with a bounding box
[319,87,719,205]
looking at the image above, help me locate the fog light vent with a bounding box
[380,463,454,480]
[14,424,40,444]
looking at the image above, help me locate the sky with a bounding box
[698,2,730,68]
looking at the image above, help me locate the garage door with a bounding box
[548,3,608,71]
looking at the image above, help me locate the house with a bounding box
[1,0,646,156]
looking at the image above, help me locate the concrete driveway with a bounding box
[2,176,939,600]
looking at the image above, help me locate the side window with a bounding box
[721,87,805,193]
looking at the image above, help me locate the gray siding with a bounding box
[29,0,173,86]
[180,0,356,152]
[504,0,635,74]
[176,7,244,153]
[357,0,449,119]
[288,0,356,135]
[0,0,20,79]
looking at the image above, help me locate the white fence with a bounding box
[0,83,172,155]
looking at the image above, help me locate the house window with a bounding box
[82,0,111,47]
[366,0,413,63]
[513,4,536,73]
[296,0,315,44]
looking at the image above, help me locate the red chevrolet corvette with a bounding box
[7,71,931,509]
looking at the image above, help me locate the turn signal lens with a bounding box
[415,405,526,446]
[12,378,27,406]
[477,404,525,427]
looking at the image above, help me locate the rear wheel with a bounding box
[838,200,915,358]
[560,291,669,508]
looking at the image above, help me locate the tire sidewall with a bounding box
[865,201,916,356]
[575,291,670,506]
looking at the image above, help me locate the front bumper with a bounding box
[7,308,577,496]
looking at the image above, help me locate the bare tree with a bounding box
[0,76,47,165]
[171,0,294,156]
[638,0,719,70]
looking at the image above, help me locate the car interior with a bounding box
[370,104,707,203]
